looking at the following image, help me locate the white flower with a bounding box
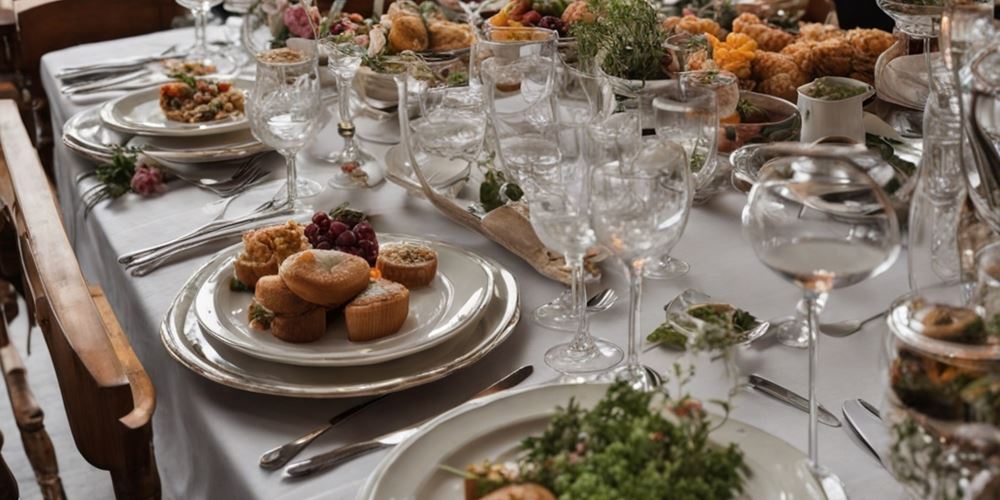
[368,26,387,58]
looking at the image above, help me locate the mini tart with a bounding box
[253,275,312,315]
[344,279,409,342]
[279,249,370,307]
[233,221,310,288]
[272,307,326,343]
[375,242,438,288]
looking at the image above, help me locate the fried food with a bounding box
[709,33,758,80]
[752,51,809,102]
[811,36,856,77]
[798,22,842,42]
[388,14,429,52]
[428,20,473,51]
[663,14,724,38]
[847,28,896,76]
[732,13,794,52]
[780,40,819,77]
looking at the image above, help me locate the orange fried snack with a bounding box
[751,51,808,102]
[732,13,794,52]
[663,14,725,39]
[709,33,758,80]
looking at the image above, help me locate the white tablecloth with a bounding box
[41,27,907,500]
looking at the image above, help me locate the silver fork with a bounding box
[161,155,270,197]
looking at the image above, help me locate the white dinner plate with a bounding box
[160,248,520,398]
[62,105,131,162]
[359,383,824,499]
[100,78,252,136]
[127,129,270,164]
[194,234,494,367]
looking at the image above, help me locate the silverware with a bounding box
[748,374,841,428]
[586,288,617,313]
[56,45,181,79]
[820,310,888,337]
[160,155,270,197]
[643,365,663,388]
[259,394,389,470]
[842,399,888,466]
[284,365,534,478]
[62,68,153,95]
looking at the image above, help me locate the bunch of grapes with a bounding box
[304,209,379,266]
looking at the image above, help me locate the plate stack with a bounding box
[62,79,270,164]
[161,234,521,398]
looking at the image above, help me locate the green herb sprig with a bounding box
[570,0,666,81]
[79,145,143,216]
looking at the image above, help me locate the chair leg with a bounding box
[0,317,66,500]
[0,430,18,500]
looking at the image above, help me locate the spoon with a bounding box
[820,310,887,337]
[643,365,663,388]
[586,288,617,313]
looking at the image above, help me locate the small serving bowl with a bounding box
[717,91,800,154]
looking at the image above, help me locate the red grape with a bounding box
[335,230,357,247]
[306,207,379,266]
[328,221,350,237]
[312,211,329,225]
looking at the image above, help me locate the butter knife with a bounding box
[284,365,534,478]
[842,399,888,466]
[748,374,841,427]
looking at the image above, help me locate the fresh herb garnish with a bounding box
[248,301,275,329]
[230,277,252,292]
[736,97,767,123]
[480,169,523,212]
[445,70,469,87]
[79,145,143,215]
[570,0,666,80]
[170,71,198,89]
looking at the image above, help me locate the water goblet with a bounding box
[248,49,324,206]
[589,121,692,390]
[320,38,378,189]
[742,145,901,495]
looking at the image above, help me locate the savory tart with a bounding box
[248,276,326,343]
[233,221,311,288]
[376,242,438,288]
[278,249,370,308]
[159,76,244,123]
[344,278,409,342]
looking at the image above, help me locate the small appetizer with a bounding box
[278,249,371,308]
[233,221,311,289]
[376,242,438,288]
[159,75,244,123]
[162,59,216,77]
[249,275,326,343]
[344,278,410,342]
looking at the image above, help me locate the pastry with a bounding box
[278,249,370,308]
[271,308,326,343]
[387,2,429,52]
[732,13,793,52]
[253,275,313,316]
[376,242,438,288]
[752,51,809,102]
[233,221,311,288]
[428,20,474,52]
[248,275,326,343]
[344,278,410,342]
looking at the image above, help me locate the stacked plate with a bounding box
[63,78,270,164]
[161,234,520,397]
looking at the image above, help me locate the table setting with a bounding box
[35,0,1000,498]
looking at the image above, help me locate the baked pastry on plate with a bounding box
[345,278,410,342]
[249,275,326,343]
[233,221,310,288]
[279,249,370,307]
[376,242,438,288]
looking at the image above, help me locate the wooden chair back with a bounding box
[0,99,159,500]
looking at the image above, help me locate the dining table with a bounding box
[41,25,910,500]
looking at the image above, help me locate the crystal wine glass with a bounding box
[248,50,324,206]
[643,81,718,280]
[408,60,487,168]
[742,146,901,494]
[320,37,377,189]
[589,120,692,390]
[176,0,228,66]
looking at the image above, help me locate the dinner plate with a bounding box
[160,248,519,397]
[100,78,252,137]
[62,105,131,162]
[193,235,494,367]
[358,383,824,499]
[127,129,270,164]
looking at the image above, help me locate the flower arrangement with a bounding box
[80,146,167,215]
[258,0,332,47]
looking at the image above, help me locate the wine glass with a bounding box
[742,146,901,494]
[248,50,324,206]
[643,80,718,280]
[320,38,377,189]
[589,120,692,390]
[473,26,558,88]
[176,0,231,67]
[408,60,487,168]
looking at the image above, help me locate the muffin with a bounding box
[233,221,310,288]
[376,242,438,288]
[278,249,370,308]
[249,275,326,343]
[344,278,410,342]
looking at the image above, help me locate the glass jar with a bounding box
[883,283,1000,499]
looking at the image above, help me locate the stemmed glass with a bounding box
[408,61,487,171]
[320,38,377,189]
[643,81,718,280]
[176,0,228,66]
[589,120,692,390]
[742,147,901,495]
[247,50,324,206]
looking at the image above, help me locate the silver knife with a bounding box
[284,365,534,478]
[748,374,841,427]
[842,399,888,466]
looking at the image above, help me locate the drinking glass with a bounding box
[320,38,377,189]
[643,81,718,280]
[177,0,225,64]
[409,62,487,166]
[589,121,692,390]
[742,147,901,494]
[248,50,323,206]
[473,27,558,87]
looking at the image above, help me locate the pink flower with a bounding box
[283,4,321,39]
[131,165,166,197]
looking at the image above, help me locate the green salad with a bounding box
[647,303,760,352]
[452,376,750,499]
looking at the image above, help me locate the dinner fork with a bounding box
[161,155,270,197]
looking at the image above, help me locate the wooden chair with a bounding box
[0,99,159,500]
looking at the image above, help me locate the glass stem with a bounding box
[194,7,209,56]
[626,259,644,371]
[567,254,594,352]
[284,151,298,206]
[804,290,828,470]
[336,75,353,130]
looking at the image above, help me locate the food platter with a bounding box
[160,241,520,398]
[194,235,495,367]
[100,78,252,137]
[357,383,823,499]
